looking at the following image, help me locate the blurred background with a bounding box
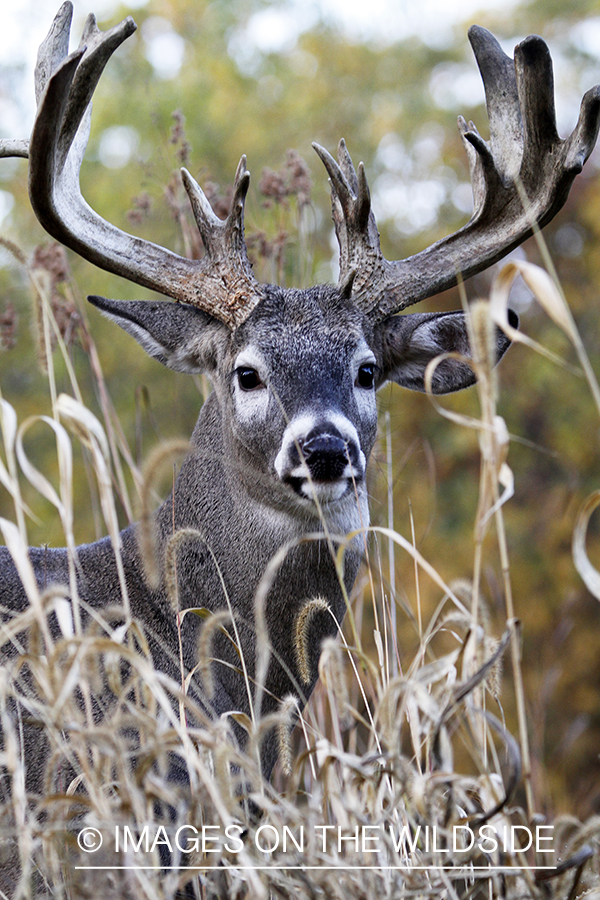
[1,0,599,818]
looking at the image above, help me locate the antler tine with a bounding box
[516,35,559,170]
[0,0,74,159]
[319,27,600,323]
[181,160,263,327]
[227,156,253,253]
[313,140,389,315]
[55,14,137,173]
[0,3,263,330]
[565,85,600,172]
[468,26,522,185]
[34,0,73,104]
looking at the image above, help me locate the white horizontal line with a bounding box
[75,865,558,872]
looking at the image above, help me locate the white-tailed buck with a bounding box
[1,0,599,817]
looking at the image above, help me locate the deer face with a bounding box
[225,285,378,514]
[89,287,513,527]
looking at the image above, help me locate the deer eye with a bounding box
[356,364,376,389]
[237,367,264,391]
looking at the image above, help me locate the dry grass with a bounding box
[1,245,600,899]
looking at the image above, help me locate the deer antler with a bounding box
[314,27,600,322]
[0,2,263,329]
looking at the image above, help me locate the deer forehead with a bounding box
[229,287,371,368]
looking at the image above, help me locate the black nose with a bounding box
[300,433,350,481]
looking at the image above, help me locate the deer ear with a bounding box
[87,296,228,374]
[377,309,517,394]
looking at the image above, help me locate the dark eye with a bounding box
[356,364,376,389]
[237,367,264,391]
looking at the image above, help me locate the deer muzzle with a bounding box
[275,416,365,503]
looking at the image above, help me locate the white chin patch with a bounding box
[300,480,350,502]
[285,460,360,504]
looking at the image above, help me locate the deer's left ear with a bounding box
[376,309,517,394]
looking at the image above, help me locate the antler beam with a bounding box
[316,27,600,322]
[0,2,263,329]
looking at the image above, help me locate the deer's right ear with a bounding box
[88,296,228,374]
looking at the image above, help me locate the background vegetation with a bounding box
[1,0,600,833]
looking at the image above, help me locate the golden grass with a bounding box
[1,249,600,899]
